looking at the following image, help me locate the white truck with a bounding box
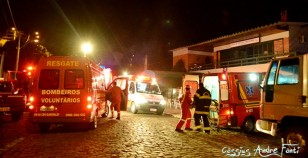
[256,54,308,157]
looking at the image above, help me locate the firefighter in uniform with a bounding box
[109,81,122,120]
[193,82,212,134]
[175,85,193,132]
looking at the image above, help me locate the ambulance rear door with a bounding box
[182,74,199,98]
[202,74,227,127]
[36,59,89,120]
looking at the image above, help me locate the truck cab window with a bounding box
[277,58,299,85]
[267,61,278,85]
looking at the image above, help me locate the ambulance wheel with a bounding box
[39,123,51,133]
[88,115,97,130]
[156,108,164,115]
[131,102,138,114]
[283,127,307,156]
[241,117,255,133]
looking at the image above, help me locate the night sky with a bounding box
[1,0,308,73]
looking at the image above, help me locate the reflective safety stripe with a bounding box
[195,111,209,115]
[195,125,203,129]
[195,92,211,99]
[199,95,211,99]
[203,127,211,130]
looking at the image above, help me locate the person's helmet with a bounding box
[185,85,191,90]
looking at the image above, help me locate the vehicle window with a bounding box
[267,61,278,85]
[64,69,84,89]
[38,69,60,89]
[129,82,135,93]
[277,58,299,85]
[137,82,161,94]
[0,82,12,92]
[220,81,228,101]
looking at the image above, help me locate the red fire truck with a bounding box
[200,71,264,133]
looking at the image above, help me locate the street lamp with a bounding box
[81,42,93,57]
[33,32,39,43]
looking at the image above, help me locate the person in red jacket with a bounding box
[109,81,122,120]
[175,85,193,132]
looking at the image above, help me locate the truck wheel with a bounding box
[88,115,97,130]
[39,123,51,133]
[283,127,307,156]
[241,117,255,133]
[11,112,23,122]
[131,102,138,114]
[156,108,164,115]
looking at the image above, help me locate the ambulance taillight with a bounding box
[227,108,234,115]
[28,96,35,110]
[87,96,92,109]
[220,73,227,80]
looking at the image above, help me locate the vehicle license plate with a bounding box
[150,108,157,112]
[40,106,55,111]
[0,107,10,111]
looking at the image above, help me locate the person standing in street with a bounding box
[109,81,122,120]
[175,85,193,132]
[193,82,212,134]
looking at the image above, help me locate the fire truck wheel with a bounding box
[88,115,98,130]
[241,117,255,133]
[39,123,51,133]
[11,112,23,122]
[131,102,138,114]
[283,127,307,156]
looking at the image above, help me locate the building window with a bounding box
[220,41,274,62]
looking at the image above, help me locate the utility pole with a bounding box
[0,50,4,77]
[15,32,21,78]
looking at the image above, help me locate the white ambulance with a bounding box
[124,72,166,115]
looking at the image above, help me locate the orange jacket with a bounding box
[179,91,192,109]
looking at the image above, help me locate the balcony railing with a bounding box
[189,52,292,71]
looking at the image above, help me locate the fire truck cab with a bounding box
[125,72,166,115]
[201,72,263,133]
[28,56,117,132]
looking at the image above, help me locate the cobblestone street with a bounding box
[0,108,295,158]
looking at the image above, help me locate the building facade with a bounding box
[172,22,308,73]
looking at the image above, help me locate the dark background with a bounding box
[1,0,308,74]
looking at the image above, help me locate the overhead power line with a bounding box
[6,0,17,28]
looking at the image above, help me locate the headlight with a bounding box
[160,100,166,105]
